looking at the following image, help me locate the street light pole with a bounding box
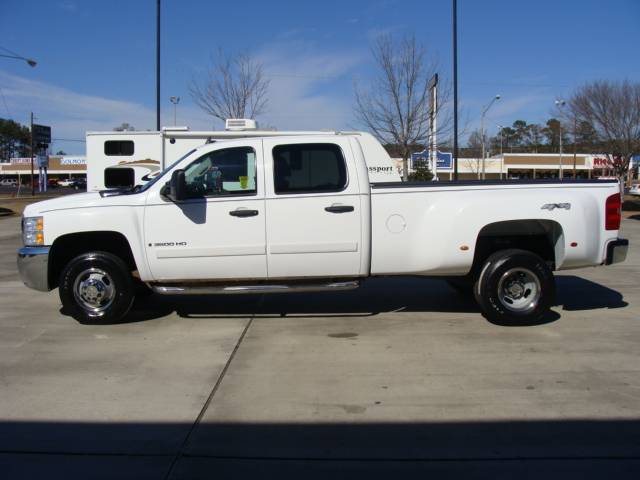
[30,112,34,196]
[573,116,577,178]
[452,0,459,181]
[156,0,161,131]
[0,54,37,67]
[559,124,563,179]
[0,46,37,67]
[169,96,180,126]
[497,125,504,180]
[481,94,500,180]
[555,99,566,180]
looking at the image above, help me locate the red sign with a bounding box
[593,156,624,169]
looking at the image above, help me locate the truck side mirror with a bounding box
[166,169,187,201]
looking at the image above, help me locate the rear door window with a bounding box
[272,143,347,194]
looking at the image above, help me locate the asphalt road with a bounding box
[1,215,639,479]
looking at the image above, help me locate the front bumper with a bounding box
[17,247,51,292]
[605,238,629,265]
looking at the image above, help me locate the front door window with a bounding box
[183,146,257,198]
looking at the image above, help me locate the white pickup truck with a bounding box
[17,130,628,325]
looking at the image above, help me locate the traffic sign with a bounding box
[32,124,51,144]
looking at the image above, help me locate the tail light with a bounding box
[605,193,621,230]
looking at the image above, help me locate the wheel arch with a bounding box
[48,231,137,289]
[472,219,564,274]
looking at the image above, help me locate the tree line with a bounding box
[0,118,68,161]
[464,117,599,157]
[0,118,31,161]
[464,81,640,178]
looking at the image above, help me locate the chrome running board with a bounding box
[151,280,360,296]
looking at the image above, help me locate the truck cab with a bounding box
[145,136,371,282]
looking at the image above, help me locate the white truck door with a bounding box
[143,139,267,281]
[263,138,363,278]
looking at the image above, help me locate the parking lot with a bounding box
[0,185,82,196]
[1,214,639,478]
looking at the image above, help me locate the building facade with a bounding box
[394,153,637,181]
[0,156,86,184]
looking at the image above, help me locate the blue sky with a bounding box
[1,0,638,154]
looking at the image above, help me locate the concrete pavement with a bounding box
[1,215,639,478]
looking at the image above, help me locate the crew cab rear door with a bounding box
[263,138,363,278]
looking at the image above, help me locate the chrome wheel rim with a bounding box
[73,268,115,315]
[497,267,541,314]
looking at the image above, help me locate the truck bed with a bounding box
[369,178,621,276]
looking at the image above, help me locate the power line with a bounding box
[52,138,86,142]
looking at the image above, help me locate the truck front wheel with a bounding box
[474,249,555,325]
[59,251,135,324]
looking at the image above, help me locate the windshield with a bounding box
[137,148,197,192]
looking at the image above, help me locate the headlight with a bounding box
[22,216,44,246]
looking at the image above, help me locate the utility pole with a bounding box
[30,112,34,196]
[156,0,161,131]
[480,95,500,180]
[452,0,459,181]
[428,74,438,181]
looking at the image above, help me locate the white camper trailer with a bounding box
[85,120,401,191]
[86,127,211,191]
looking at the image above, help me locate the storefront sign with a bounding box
[60,157,86,165]
[593,157,611,167]
[411,150,453,171]
[10,158,32,164]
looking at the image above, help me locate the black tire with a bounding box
[474,249,555,325]
[59,251,135,324]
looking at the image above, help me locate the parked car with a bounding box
[56,178,75,187]
[71,178,87,190]
[0,178,18,187]
[629,184,640,196]
[16,126,628,325]
[48,178,59,188]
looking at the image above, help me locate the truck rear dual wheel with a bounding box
[474,249,555,325]
[59,251,135,324]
